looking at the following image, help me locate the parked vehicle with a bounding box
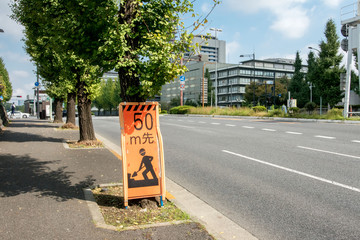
[7,111,31,119]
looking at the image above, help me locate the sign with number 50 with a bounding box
[119,102,166,208]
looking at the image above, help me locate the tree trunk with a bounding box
[53,98,63,123]
[77,79,96,142]
[66,91,76,125]
[118,0,144,102]
[0,104,9,127]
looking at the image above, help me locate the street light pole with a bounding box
[210,27,222,108]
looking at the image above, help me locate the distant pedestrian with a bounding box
[11,103,15,118]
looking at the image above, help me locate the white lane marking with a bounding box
[314,135,336,140]
[177,120,184,122]
[211,123,221,125]
[161,122,194,129]
[223,150,360,194]
[242,126,255,129]
[188,120,195,123]
[198,121,206,124]
[262,128,276,132]
[226,124,236,127]
[298,146,360,160]
[351,140,360,143]
[286,131,303,135]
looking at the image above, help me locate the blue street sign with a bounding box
[179,76,185,82]
[0,96,3,101]
[35,82,39,87]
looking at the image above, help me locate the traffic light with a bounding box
[17,96,22,98]
[341,24,348,52]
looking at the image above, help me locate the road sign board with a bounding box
[180,83,185,89]
[0,96,3,101]
[180,75,185,82]
[35,82,39,87]
[119,102,166,207]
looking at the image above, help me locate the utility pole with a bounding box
[36,65,40,119]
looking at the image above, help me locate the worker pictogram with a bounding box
[119,102,165,207]
[128,148,158,188]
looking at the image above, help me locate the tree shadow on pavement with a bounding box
[6,120,62,129]
[0,129,65,143]
[0,153,95,201]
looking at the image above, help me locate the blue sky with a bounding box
[0,0,356,102]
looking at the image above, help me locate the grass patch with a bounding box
[67,140,104,148]
[92,185,190,229]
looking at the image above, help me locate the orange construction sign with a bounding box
[119,102,166,207]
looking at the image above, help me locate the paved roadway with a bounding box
[93,115,360,240]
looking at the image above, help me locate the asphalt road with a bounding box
[93,115,360,240]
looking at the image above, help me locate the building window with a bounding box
[228,69,238,76]
[255,71,263,76]
[218,79,227,86]
[239,78,251,84]
[219,96,228,102]
[239,69,253,75]
[218,71,227,77]
[218,87,228,94]
[239,87,246,93]
[229,77,239,84]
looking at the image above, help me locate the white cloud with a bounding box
[322,0,344,8]
[201,3,211,13]
[227,40,241,63]
[11,70,30,79]
[0,0,25,40]
[270,7,310,39]
[225,0,310,39]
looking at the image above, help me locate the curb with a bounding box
[95,132,258,240]
[83,184,191,232]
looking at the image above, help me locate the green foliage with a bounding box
[314,19,344,107]
[245,79,288,106]
[304,102,317,114]
[160,110,168,114]
[267,109,285,117]
[252,106,267,112]
[169,105,194,114]
[0,58,12,101]
[289,107,300,115]
[325,108,343,119]
[289,51,308,108]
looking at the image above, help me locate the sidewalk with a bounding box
[0,119,213,240]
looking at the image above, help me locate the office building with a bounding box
[184,35,226,63]
[209,58,308,107]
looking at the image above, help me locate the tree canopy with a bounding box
[0,57,12,102]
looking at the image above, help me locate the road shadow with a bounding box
[0,128,65,143]
[7,119,63,129]
[0,153,95,201]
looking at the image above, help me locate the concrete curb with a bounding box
[83,184,191,232]
[95,132,258,240]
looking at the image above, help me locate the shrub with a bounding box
[252,106,267,112]
[326,108,343,119]
[267,109,285,117]
[304,102,317,114]
[160,110,168,114]
[169,105,194,114]
[289,107,300,114]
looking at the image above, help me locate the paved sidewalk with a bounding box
[0,119,213,240]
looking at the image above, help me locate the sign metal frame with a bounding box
[119,102,166,208]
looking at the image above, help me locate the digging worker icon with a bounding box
[138,148,157,181]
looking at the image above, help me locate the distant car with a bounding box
[7,111,30,119]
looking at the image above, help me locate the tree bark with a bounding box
[77,79,96,142]
[53,98,63,123]
[66,91,76,125]
[118,0,144,102]
[0,104,9,127]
